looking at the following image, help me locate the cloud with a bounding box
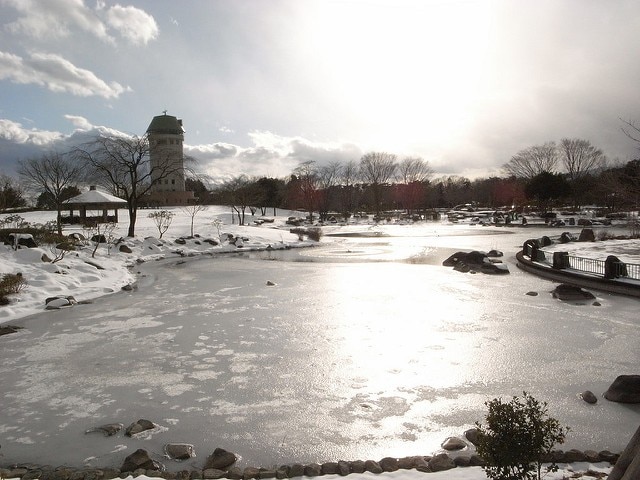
[2,0,157,45]
[105,4,159,45]
[64,114,93,130]
[0,118,63,145]
[0,51,130,98]
[3,0,110,41]
[186,131,364,184]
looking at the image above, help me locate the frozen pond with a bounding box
[1,225,639,471]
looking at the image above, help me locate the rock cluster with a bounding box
[0,448,619,480]
[442,250,509,275]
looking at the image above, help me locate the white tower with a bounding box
[146,112,194,205]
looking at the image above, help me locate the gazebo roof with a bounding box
[64,188,127,206]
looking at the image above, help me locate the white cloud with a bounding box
[0,118,63,145]
[3,0,110,42]
[1,0,157,45]
[105,4,159,45]
[64,114,93,130]
[186,131,363,183]
[0,50,130,98]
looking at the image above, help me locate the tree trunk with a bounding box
[127,207,137,237]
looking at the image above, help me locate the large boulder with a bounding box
[442,251,509,275]
[125,418,156,436]
[552,284,595,301]
[204,448,237,470]
[9,233,37,248]
[164,443,195,460]
[121,448,163,472]
[578,228,595,242]
[604,375,640,403]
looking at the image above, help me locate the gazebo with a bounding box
[63,186,127,225]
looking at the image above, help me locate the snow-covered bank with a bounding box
[0,207,306,323]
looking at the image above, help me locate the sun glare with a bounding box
[300,0,494,153]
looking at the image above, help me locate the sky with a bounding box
[2,0,640,184]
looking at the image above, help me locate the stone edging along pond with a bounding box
[0,447,620,480]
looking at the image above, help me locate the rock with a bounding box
[441,436,467,451]
[364,460,383,474]
[464,428,480,446]
[45,296,77,309]
[204,239,218,246]
[226,467,243,479]
[121,284,134,291]
[91,234,107,243]
[175,238,187,245]
[428,453,455,472]
[266,281,276,286]
[243,467,261,479]
[303,464,321,477]
[598,450,619,463]
[486,249,503,257]
[378,457,399,472]
[121,449,163,472]
[552,284,596,301]
[0,325,22,336]
[578,228,595,242]
[204,448,237,470]
[164,443,195,460]
[397,456,429,471]
[320,463,340,475]
[580,390,598,404]
[453,456,470,467]
[525,291,538,296]
[119,244,133,253]
[336,461,350,476]
[286,464,305,478]
[85,423,123,436]
[443,250,509,275]
[560,232,575,243]
[563,449,587,463]
[41,253,52,262]
[469,454,485,466]
[584,450,600,462]
[349,461,366,474]
[9,233,37,248]
[125,419,156,436]
[604,375,640,403]
[203,469,227,479]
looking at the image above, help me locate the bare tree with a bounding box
[291,161,321,222]
[337,159,360,219]
[317,161,342,221]
[218,175,258,225]
[559,138,605,181]
[148,210,174,239]
[502,142,559,180]
[18,151,84,234]
[396,156,433,184]
[182,204,208,237]
[0,174,26,211]
[359,152,398,216]
[74,134,186,237]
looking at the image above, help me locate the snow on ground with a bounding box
[0,207,307,323]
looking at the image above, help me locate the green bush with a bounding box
[476,392,569,480]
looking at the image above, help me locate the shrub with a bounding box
[289,227,323,242]
[0,273,27,305]
[476,392,569,480]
